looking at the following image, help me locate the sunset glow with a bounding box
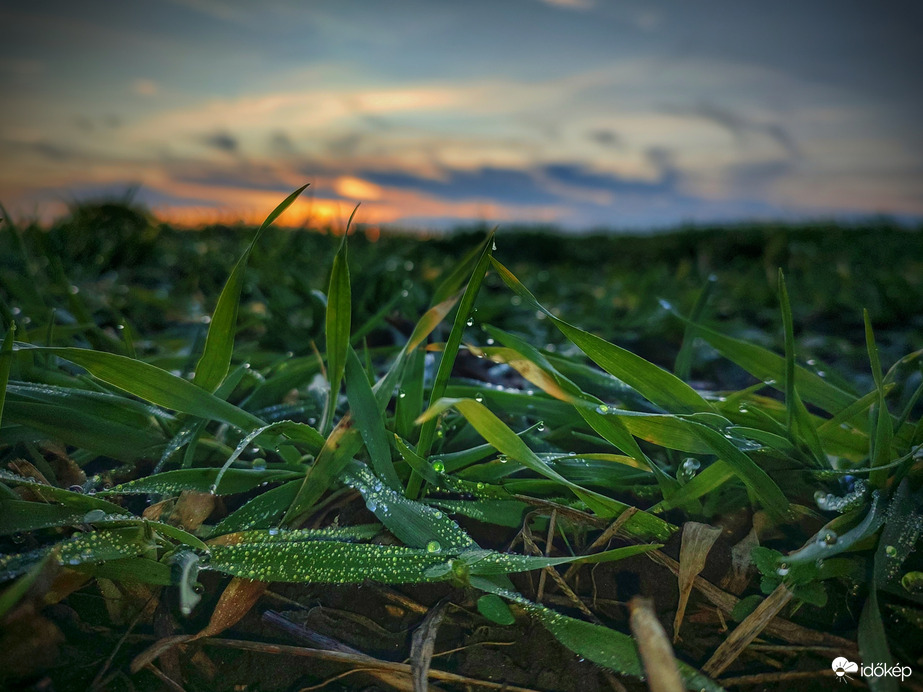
[1,1,920,230]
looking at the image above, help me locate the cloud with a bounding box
[268,130,296,155]
[541,161,677,201]
[200,131,239,154]
[668,102,802,159]
[538,0,595,9]
[587,129,621,147]
[131,79,159,97]
[362,166,555,206]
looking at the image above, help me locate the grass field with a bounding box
[1,191,922,691]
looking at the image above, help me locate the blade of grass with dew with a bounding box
[193,184,308,392]
[342,463,476,552]
[0,469,128,513]
[321,209,355,433]
[594,408,717,454]
[1,525,154,581]
[673,318,856,415]
[210,479,302,535]
[102,468,299,497]
[209,419,325,496]
[0,501,97,535]
[3,388,167,461]
[282,415,364,527]
[469,577,721,691]
[0,554,51,618]
[408,232,494,497]
[14,345,264,431]
[370,290,462,412]
[418,398,674,540]
[576,407,677,492]
[75,557,173,586]
[692,422,791,521]
[345,346,400,490]
[491,258,712,415]
[865,310,893,489]
[649,460,735,513]
[207,539,454,583]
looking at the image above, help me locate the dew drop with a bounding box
[536,421,546,432]
[885,545,898,558]
[267,527,280,536]
[431,461,445,473]
[817,531,838,546]
[251,459,266,471]
[776,563,790,576]
[426,540,441,553]
[398,389,407,399]
[367,499,378,512]
[466,317,474,327]
[596,404,609,414]
[475,393,484,403]
[83,509,106,523]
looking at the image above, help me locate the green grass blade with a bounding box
[103,468,298,497]
[692,423,791,521]
[321,228,352,434]
[282,416,364,527]
[683,322,855,414]
[0,554,51,618]
[779,270,797,431]
[0,500,93,535]
[14,345,264,431]
[208,539,450,583]
[345,347,400,490]
[866,311,893,489]
[0,323,13,425]
[674,273,716,381]
[408,233,494,496]
[210,479,301,535]
[342,464,476,552]
[470,577,721,690]
[4,385,168,461]
[418,398,674,540]
[394,349,425,442]
[193,184,308,392]
[0,469,128,514]
[491,258,712,414]
[649,460,734,513]
[858,589,898,692]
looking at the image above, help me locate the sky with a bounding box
[1,0,921,231]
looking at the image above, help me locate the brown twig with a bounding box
[703,583,794,677]
[646,549,857,651]
[200,638,544,692]
[562,507,639,584]
[628,597,684,692]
